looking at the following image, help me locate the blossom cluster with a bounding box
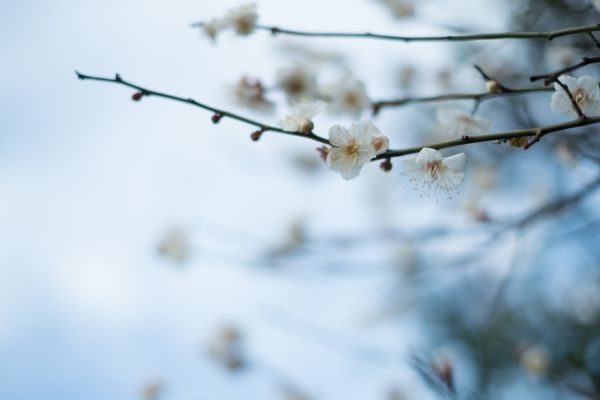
[201,3,258,41]
[197,4,600,196]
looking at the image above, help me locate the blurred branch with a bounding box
[77,72,600,160]
[192,22,600,43]
[372,87,551,115]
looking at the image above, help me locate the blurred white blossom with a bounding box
[436,108,490,138]
[327,121,389,180]
[593,0,600,12]
[279,100,326,133]
[232,77,274,112]
[320,75,370,117]
[201,18,224,42]
[276,63,318,102]
[520,345,550,377]
[550,75,600,117]
[376,0,415,18]
[157,228,190,264]
[223,3,258,35]
[403,148,466,195]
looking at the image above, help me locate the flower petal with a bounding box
[296,100,327,119]
[415,148,442,165]
[579,76,600,101]
[443,153,466,173]
[329,125,351,147]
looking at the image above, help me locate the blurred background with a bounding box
[1,0,600,399]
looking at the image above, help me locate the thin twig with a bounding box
[77,72,600,159]
[191,22,600,43]
[75,71,330,145]
[530,56,600,85]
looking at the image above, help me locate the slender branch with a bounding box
[372,87,551,115]
[192,22,600,43]
[375,116,600,159]
[77,72,600,161]
[75,71,331,145]
[530,56,600,85]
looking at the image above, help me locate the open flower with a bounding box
[223,3,258,35]
[436,107,490,138]
[279,100,326,133]
[320,75,370,117]
[550,75,600,117]
[403,148,466,196]
[327,121,389,180]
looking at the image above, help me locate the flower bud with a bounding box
[132,91,144,101]
[380,158,393,172]
[250,130,263,141]
[211,113,223,124]
[486,80,502,94]
[299,118,314,134]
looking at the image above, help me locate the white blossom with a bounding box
[223,3,258,35]
[550,75,600,117]
[320,75,371,117]
[403,148,466,196]
[327,121,389,180]
[436,107,490,138]
[276,63,318,102]
[279,100,326,133]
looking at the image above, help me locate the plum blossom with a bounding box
[223,3,258,35]
[279,100,326,133]
[320,75,371,117]
[436,107,490,138]
[276,63,318,102]
[550,75,600,117]
[403,148,466,196]
[327,121,389,180]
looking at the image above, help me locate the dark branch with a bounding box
[530,56,600,85]
[77,72,600,160]
[191,22,600,43]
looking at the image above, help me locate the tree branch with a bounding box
[191,22,600,43]
[77,72,600,161]
[75,71,331,145]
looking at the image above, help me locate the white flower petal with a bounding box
[443,153,466,173]
[580,76,600,100]
[584,100,600,117]
[329,125,351,146]
[341,164,363,180]
[415,148,442,165]
[279,115,302,132]
[559,75,579,91]
[296,100,327,119]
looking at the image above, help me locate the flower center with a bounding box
[574,88,588,109]
[457,115,476,125]
[343,140,360,159]
[424,160,446,179]
[343,92,359,107]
